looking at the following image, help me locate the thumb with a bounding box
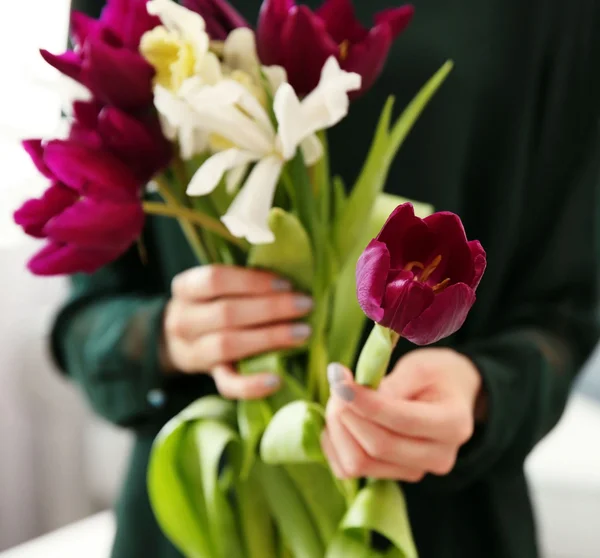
[381,348,440,400]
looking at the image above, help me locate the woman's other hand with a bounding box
[321,348,484,481]
[162,265,313,399]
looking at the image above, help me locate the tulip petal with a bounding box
[343,24,392,96]
[183,0,250,40]
[382,270,435,333]
[223,28,260,77]
[402,283,476,345]
[300,134,323,166]
[315,0,367,43]
[22,139,52,179]
[44,140,141,201]
[187,149,260,196]
[356,239,390,323]
[221,155,283,244]
[83,39,155,109]
[14,183,78,238]
[44,198,144,250]
[373,5,414,38]
[256,0,295,67]
[70,12,99,48]
[279,5,339,96]
[27,241,119,276]
[423,211,473,285]
[102,0,161,49]
[40,49,82,82]
[468,240,487,289]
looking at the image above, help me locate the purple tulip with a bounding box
[14,139,146,276]
[356,203,487,345]
[41,39,155,111]
[183,0,249,40]
[257,0,414,97]
[70,101,172,182]
[40,1,159,110]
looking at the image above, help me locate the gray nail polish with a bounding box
[332,383,355,402]
[264,375,281,388]
[294,296,314,312]
[327,363,345,385]
[272,278,292,291]
[291,323,312,340]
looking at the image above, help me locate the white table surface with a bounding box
[2,394,599,558]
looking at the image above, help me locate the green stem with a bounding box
[153,176,209,264]
[355,324,400,390]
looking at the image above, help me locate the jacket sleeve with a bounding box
[424,4,600,490]
[50,242,180,431]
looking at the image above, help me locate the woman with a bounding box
[55,0,600,557]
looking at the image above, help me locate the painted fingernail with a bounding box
[291,323,312,340]
[294,296,314,312]
[327,363,345,385]
[264,374,281,388]
[332,383,355,402]
[272,278,292,291]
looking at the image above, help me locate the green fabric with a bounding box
[54,1,600,557]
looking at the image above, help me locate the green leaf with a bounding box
[328,193,434,367]
[255,461,325,558]
[260,401,326,464]
[190,420,245,558]
[334,61,453,266]
[326,481,418,558]
[332,175,347,222]
[286,464,347,545]
[248,208,314,291]
[148,419,214,558]
[237,399,273,479]
[236,466,278,558]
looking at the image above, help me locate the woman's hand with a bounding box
[321,348,483,481]
[162,265,313,400]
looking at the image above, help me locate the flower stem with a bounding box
[355,324,400,389]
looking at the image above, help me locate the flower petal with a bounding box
[187,149,260,196]
[83,39,155,109]
[262,65,288,94]
[70,12,99,48]
[402,283,476,345]
[22,139,52,179]
[468,240,487,289]
[14,183,78,238]
[225,163,249,194]
[102,0,161,49]
[223,28,260,77]
[221,155,283,243]
[279,5,339,96]
[256,0,295,67]
[43,140,141,201]
[44,198,144,250]
[379,269,435,333]
[27,241,119,276]
[373,5,414,38]
[343,24,392,96]
[183,0,250,40]
[300,134,323,166]
[356,239,390,323]
[40,49,82,82]
[315,0,367,43]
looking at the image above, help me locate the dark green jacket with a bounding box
[56,1,600,557]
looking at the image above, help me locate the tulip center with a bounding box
[404,255,451,294]
[339,40,350,61]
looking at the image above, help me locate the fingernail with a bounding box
[294,296,314,312]
[332,383,355,402]
[291,323,312,340]
[327,363,345,385]
[272,278,292,291]
[264,374,281,388]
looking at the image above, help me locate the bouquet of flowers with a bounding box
[14,0,487,556]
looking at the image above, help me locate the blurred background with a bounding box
[1,1,600,557]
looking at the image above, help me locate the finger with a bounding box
[185,323,312,369]
[339,408,457,475]
[325,416,425,481]
[172,265,292,301]
[211,364,281,400]
[321,429,347,479]
[167,293,314,339]
[327,363,458,442]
